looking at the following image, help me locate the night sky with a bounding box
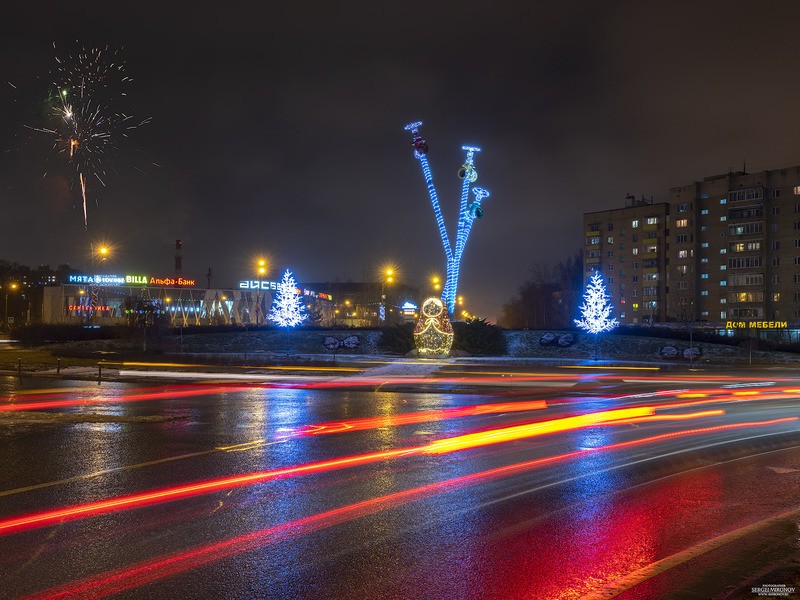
[3,2,800,320]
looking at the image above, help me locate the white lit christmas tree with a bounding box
[269,269,307,327]
[574,272,619,334]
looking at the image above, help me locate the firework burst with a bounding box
[27,43,149,227]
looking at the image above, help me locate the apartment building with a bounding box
[583,165,800,329]
[583,200,669,325]
[668,167,800,326]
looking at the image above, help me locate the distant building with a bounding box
[583,165,800,335]
[583,198,669,325]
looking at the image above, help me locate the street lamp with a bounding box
[432,275,441,292]
[254,258,269,325]
[3,283,18,331]
[381,266,396,324]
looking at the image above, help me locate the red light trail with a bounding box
[0,407,730,537]
[20,416,797,600]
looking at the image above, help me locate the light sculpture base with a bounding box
[413,297,454,357]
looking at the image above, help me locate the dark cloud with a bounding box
[2,1,800,319]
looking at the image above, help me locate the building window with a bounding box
[631,219,639,228]
[677,203,689,213]
[773,206,781,215]
[701,273,709,279]
[676,234,688,243]
[773,275,780,285]
[773,293,781,302]
[795,256,800,265]
[720,216,727,221]
[607,250,614,257]
[700,290,709,296]
[701,209,709,215]
[677,265,688,274]
[796,274,800,284]
[720,248,727,254]
[632,247,639,255]
[632,234,638,242]
[676,218,688,227]
[720,281,727,286]
[771,223,779,233]
[608,223,614,231]
[701,257,709,263]
[701,311,709,317]
[720,265,727,270]
[701,242,709,248]
[632,303,639,311]
[632,290,638,297]
[796,239,800,248]
[632,262,639,269]
[772,189,781,199]
[772,258,780,267]
[793,186,800,195]
[587,237,600,245]
[720,198,727,204]
[721,311,727,319]
[677,250,688,258]
[720,298,727,304]
[607,236,614,244]
[645,217,658,225]
[770,241,780,250]
[701,226,708,232]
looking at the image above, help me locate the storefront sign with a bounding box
[725,320,788,329]
[67,274,196,287]
[238,280,332,301]
[68,305,110,312]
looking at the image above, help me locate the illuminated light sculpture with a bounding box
[413,297,454,357]
[575,272,619,334]
[404,122,491,317]
[269,269,307,327]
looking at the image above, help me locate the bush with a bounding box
[377,322,415,355]
[453,318,507,356]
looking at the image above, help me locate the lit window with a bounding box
[720,311,727,319]
[701,209,709,215]
[794,186,800,195]
[720,216,727,221]
[720,248,727,254]
[701,273,709,279]
[773,293,781,301]
[677,250,688,258]
[700,290,709,296]
[676,219,688,227]
[631,219,639,228]
[701,242,709,248]
[720,198,727,204]
[645,217,658,225]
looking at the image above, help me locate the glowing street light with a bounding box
[432,275,441,292]
[3,283,19,331]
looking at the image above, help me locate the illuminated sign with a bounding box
[68,274,127,286]
[68,305,110,312]
[238,280,333,301]
[725,320,788,329]
[149,276,196,287]
[67,274,196,287]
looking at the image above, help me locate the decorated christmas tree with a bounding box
[269,269,307,327]
[574,272,619,334]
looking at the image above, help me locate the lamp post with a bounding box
[3,283,18,331]
[381,267,395,325]
[254,258,268,325]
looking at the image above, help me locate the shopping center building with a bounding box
[42,272,335,326]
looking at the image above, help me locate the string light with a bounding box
[405,123,491,316]
[575,272,619,334]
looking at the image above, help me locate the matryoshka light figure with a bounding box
[413,297,454,357]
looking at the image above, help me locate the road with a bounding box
[0,364,799,599]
